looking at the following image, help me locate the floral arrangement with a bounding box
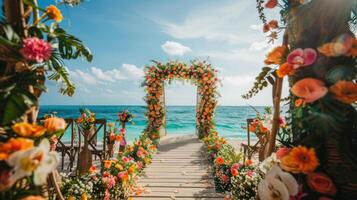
[143,60,220,143]
[76,108,96,131]
[243,0,357,199]
[118,110,135,124]
[61,171,124,200]
[0,117,66,199]
[107,123,125,144]
[256,146,338,200]
[123,134,157,168]
[230,164,262,200]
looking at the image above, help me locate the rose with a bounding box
[276,147,291,160]
[307,172,337,196]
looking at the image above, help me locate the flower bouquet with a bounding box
[76,108,96,174]
[230,164,262,200]
[118,110,135,126]
[106,123,125,157]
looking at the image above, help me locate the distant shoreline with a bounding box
[40,104,273,107]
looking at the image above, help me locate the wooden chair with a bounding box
[55,118,78,172]
[77,119,109,164]
[241,118,268,162]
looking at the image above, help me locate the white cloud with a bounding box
[122,64,144,78]
[223,74,255,87]
[68,64,144,91]
[161,41,192,56]
[156,0,256,44]
[91,67,116,82]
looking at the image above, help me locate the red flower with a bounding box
[307,172,337,196]
[215,156,225,165]
[265,0,278,8]
[231,168,238,177]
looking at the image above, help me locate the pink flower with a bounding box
[287,48,317,69]
[122,156,129,163]
[104,189,110,200]
[291,78,328,103]
[119,128,126,134]
[20,37,52,63]
[246,170,254,177]
[278,116,286,127]
[276,147,291,160]
[231,163,241,170]
[137,161,143,170]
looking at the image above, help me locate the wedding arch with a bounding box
[142,60,220,143]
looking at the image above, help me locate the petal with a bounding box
[287,49,304,64]
[302,48,317,66]
[38,139,51,153]
[305,87,328,103]
[279,171,299,196]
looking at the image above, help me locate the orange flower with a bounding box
[277,62,295,78]
[103,160,113,169]
[280,146,319,174]
[268,20,279,29]
[259,124,269,133]
[88,166,97,174]
[215,156,225,165]
[21,196,46,200]
[245,159,253,166]
[264,46,286,65]
[318,34,355,57]
[128,165,136,174]
[329,81,357,104]
[77,117,83,123]
[43,117,66,133]
[265,0,278,8]
[230,168,238,177]
[295,98,304,107]
[0,138,34,160]
[12,123,46,138]
[46,5,63,22]
[291,78,328,103]
[263,24,270,33]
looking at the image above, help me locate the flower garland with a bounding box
[143,60,220,142]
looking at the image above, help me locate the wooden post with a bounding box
[265,77,283,157]
[159,83,167,138]
[196,87,201,136]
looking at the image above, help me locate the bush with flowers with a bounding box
[123,134,157,169]
[230,164,262,200]
[143,60,220,143]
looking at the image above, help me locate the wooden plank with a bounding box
[132,135,222,199]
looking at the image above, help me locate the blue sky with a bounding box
[18,0,287,105]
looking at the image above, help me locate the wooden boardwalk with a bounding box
[131,135,224,200]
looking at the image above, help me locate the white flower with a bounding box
[259,153,279,174]
[258,177,289,200]
[7,139,58,185]
[258,165,299,200]
[266,165,298,196]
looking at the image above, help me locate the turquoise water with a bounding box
[39,106,267,142]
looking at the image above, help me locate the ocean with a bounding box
[39,105,268,142]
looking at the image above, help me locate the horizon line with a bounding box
[40,104,272,107]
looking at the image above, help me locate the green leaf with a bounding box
[2,94,30,125]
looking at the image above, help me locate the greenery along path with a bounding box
[131,135,224,200]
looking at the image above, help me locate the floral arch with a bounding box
[142,60,220,143]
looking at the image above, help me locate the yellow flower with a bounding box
[115,163,123,170]
[46,5,63,22]
[12,122,46,138]
[81,193,88,200]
